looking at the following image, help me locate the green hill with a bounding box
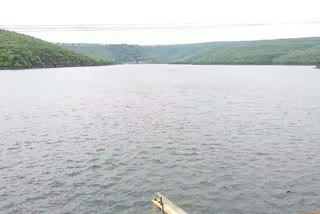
[0,30,114,69]
[62,42,223,64]
[178,38,320,65]
[63,44,154,64]
[64,37,320,65]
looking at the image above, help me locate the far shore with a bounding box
[1,63,318,71]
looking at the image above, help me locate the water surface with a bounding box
[1,65,320,213]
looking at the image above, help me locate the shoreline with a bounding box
[1,63,318,71]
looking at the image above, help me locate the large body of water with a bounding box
[0,65,320,214]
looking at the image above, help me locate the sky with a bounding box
[1,0,320,45]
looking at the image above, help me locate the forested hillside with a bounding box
[64,37,320,65]
[64,44,154,64]
[0,30,113,69]
[3,30,317,69]
[179,38,320,65]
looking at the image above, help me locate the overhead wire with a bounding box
[1,18,320,32]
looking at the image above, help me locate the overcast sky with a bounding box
[1,0,320,45]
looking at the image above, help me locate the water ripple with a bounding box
[0,65,320,214]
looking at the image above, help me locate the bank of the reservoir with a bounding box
[0,30,114,70]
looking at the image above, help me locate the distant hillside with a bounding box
[0,30,114,69]
[178,38,320,65]
[63,44,154,64]
[62,42,224,64]
[64,37,320,65]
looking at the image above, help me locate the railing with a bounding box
[151,192,319,214]
[298,212,320,214]
[151,192,187,214]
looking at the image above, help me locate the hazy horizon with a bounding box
[57,35,320,46]
[6,23,320,45]
[1,0,320,45]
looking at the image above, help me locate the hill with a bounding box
[64,37,320,65]
[0,30,114,69]
[63,44,154,64]
[178,38,320,65]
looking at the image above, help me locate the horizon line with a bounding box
[58,36,320,46]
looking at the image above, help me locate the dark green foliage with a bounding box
[180,38,320,65]
[62,44,155,64]
[65,37,320,65]
[0,30,114,69]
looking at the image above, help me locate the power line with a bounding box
[1,18,320,32]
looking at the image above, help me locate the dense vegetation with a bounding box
[179,38,320,65]
[0,30,113,69]
[64,37,320,65]
[2,30,318,68]
[64,44,153,64]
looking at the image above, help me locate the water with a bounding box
[0,64,320,214]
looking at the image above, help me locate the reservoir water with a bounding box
[0,65,320,214]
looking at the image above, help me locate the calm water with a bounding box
[1,65,320,214]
